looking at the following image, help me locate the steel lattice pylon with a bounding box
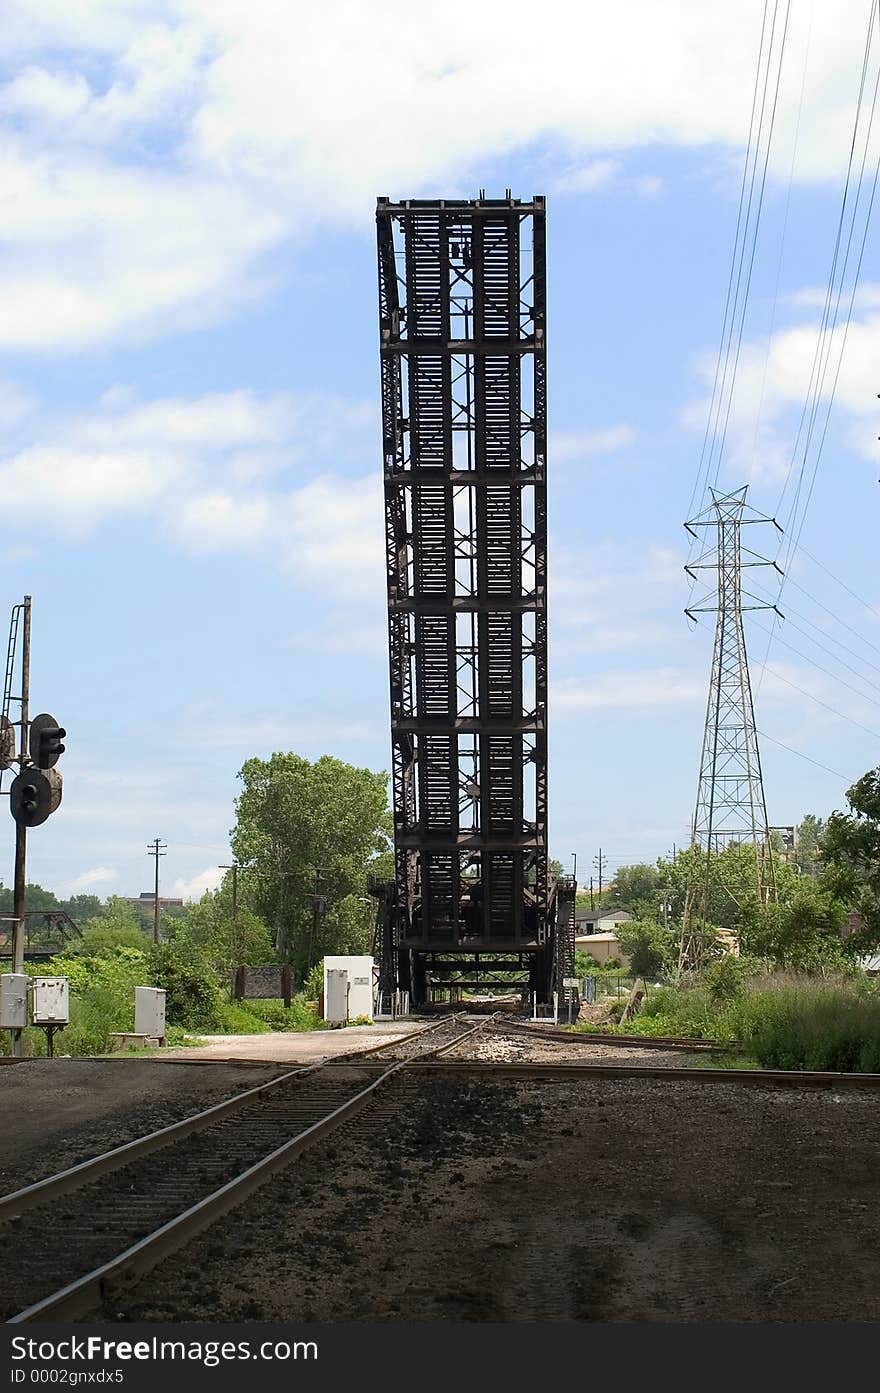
[680,486,782,969]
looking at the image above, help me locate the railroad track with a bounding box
[4,1013,878,1324]
[0,1013,490,1324]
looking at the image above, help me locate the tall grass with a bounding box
[624,971,880,1071]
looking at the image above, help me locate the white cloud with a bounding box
[0,386,383,590]
[63,865,118,895]
[554,667,706,713]
[683,305,880,482]
[0,380,34,430]
[171,866,225,902]
[550,159,621,194]
[552,425,637,460]
[0,0,875,352]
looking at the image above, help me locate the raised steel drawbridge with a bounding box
[372,194,574,1009]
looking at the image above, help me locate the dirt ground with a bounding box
[159,1022,410,1063]
[0,1059,283,1195]
[105,1070,880,1324]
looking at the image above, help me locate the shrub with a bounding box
[149,937,223,1029]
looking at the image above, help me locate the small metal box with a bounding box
[134,986,166,1039]
[31,976,69,1026]
[0,973,29,1029]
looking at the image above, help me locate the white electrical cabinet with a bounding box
[323,955,374,1023]
[134,986,166,1040]
[0,973,28,1029]
[31,977,69,1025]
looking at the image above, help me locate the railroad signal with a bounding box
[29,713,66,769]
[10,767,61,827]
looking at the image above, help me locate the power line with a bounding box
[793,543,880,623]
[751,617,880,711]
[775,0,880,537]
[755,727,850,781]
[710,0,793,492]
[686,0,772,518]
[685,0,785,545]
[756,661,880,742]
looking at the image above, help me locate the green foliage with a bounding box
[702,955,744,1004]
[304,961,324,1001]
[734,980,880,1072]
[616,918,676,980]
[795,814,825,877]
[231,751,391,977]
[75,900,150,954]
[621,969,880,1070]
[174,892,275,982]
[608,862,662,917]
[821,766,880,953]
[149,930,223,1029]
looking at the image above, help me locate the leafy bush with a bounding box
[149,937,222,1029]
[703,955,745,1004]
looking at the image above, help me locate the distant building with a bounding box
[125,893,185,911]
[575,908,632,935]
[574,930,629,967]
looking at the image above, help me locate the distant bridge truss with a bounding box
[375,194,570,1006]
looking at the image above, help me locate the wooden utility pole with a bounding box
[220,862,239,969]
[147,838,167,943]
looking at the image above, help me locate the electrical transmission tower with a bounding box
[680,486,782,971]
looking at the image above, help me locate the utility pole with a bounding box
[306,868,327,976]
[680,486,781,972]
[147,838,167,944]
[593,848,604,898]
[589,877,594,912]
[219,862,238,968]
[12,596,31,981]
[571,851,577,888]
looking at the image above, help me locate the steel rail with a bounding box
[7,1045,880,1322]
[0,1017,450,1222]
[405,1059,880,1088]
[7,1059,408,1325]
[496,1017,735,1052]
[427,1013,500,1058]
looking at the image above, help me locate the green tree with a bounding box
[616,918,676,980]
[177,888,275,984]
[821,767,880,953]
[231,752,392,979]
[795,814,825,877]
[73,897,147,953]
[608,862,662,917]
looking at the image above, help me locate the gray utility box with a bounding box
[324,968,350,1025]
[0,973,28,1029]
[31,977,69,1026]
[134,986,166,1040]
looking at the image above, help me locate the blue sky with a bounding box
[1,0,879,901]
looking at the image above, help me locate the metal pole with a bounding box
[11,597,31,1057]
[12,596,31,976]
[220,863,239,973]
[153,839,160,944]
[147,838,166,944]
[307,869,319,975]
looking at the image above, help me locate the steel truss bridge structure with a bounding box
[373,193,574,1008]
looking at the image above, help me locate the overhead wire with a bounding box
[709,0,793,492]
[684,0,775,532]
[748,2,880,699]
